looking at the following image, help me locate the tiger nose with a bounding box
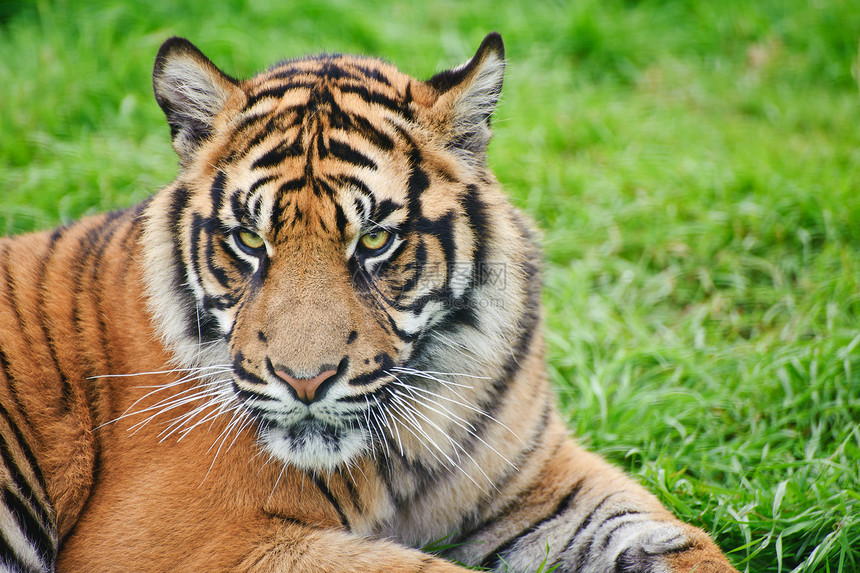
[275,368,337,405]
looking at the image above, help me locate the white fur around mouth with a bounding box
[259,417,368,471]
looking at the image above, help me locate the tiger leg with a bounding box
[451,416,736,573]
[236,521,471,573]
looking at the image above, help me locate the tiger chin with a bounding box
[0,33,738,573]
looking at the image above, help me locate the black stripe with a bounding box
[244,82,316,108]
[184,214,223,341]
[33,228,76,413]
[339,175,374,200]
[231,352,268,387]
[405,149,429,220]
[0,244,36,380]
[600,512,644,550]
[87,213,128,371]
[338,84,411,119]
[389,239,427,299]
[372,199,404,224]
[554,493,617,566]
[613,537,693,573]
[68,228,100,365]
[333,202,348,239]
[460,185,490,283]
[310,474,350,529]
[312,176,336,198]
[337,470,363,513]
[328,139,376,171]
[328,110,395,152]
[247,175,274,223]
[205,232,232,291]
[231,381,263,404]
[349,63,393,88]
[249,175,276,196]
[252,138,303,171]
[572,509,644,570]
[189,213,229,289]
[347,358,393,387]
[0,527,35,573]
[165,185,199,334]
[220,236,254,278]
[348,114,394,150]
[229,184,247,223]
[480,479,584,569]
[0,405,53,531]
[413,214,457,296]
[2,486,54,563]
[209,172,228,216]
[318,60,354,82]
[278,178,305,194]
[0,343,14,387]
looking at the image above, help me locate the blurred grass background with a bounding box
[1,1,858,571]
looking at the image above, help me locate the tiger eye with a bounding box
[359,229,391,252]
[237,229,265,250]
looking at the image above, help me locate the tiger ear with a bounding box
[424,33,505,166]
[153,37,239,162]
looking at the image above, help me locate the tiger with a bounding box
[0,33,738,572]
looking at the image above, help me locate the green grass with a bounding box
[1,1,858,571]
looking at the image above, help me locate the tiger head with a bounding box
[140,34,541,472]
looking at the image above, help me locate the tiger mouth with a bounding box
[257,412,369,470]
[266,416,350,447]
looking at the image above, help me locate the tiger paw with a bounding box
[533,521,738,573]
[613,524,738,573]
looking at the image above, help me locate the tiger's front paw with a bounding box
[546,521,737,573]
[614,523,737,573]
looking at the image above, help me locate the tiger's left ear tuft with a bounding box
[424,33,505,166]
[153,37,240,163]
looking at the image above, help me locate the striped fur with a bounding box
[0,35,738,572]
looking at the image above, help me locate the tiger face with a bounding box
[141,35,534,472]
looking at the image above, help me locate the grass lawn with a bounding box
[1,1,858,571]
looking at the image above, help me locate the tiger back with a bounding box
[0,34,738,572]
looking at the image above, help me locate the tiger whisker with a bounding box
[389,368,524,444]
[161,387,241,439]
[391,370,471,391]
[387,374,479,414]
[266,460,289,504]
[391,366,490,381]
[370,395,397,458]
[387,375,478,429]
[99,383,220,432]
[125,384,232,434]
[202,408,256,483]
[430,331,497,369]
[388,377,516,473]
[387,392,465,467]
[92,367,232,431]
[387,395,487,492]
[386,398,452,468]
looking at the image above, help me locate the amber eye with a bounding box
[234,228,266,255]
[359,229,392,252]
